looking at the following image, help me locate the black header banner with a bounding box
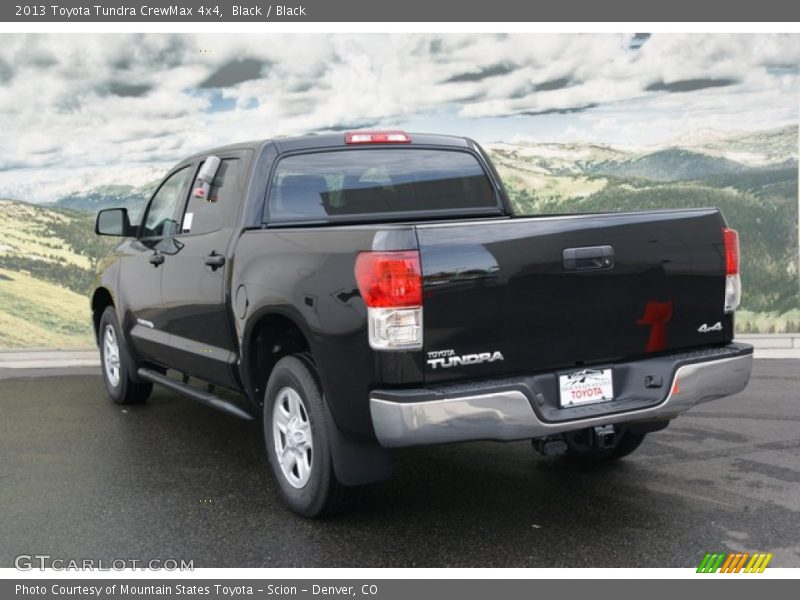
[5,0,800,22]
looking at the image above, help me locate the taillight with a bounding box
[723,228,739,275]
[345,131,411,144]
[723,227,741,313]
[355,251,423,350]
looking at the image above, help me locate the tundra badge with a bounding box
[427,349,504,369]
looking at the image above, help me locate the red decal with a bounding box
[637,300,673,352]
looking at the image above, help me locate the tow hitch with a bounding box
[593,424,616,449]
[534,424,621,457]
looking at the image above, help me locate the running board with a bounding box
[137,368,254,421]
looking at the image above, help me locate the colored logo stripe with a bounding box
[720,553,736,572]
[697,553,712,572]
[745,553,773,573]
[697,553,725,573]
[734,553,750,573]
[720,553,749,573]
[698,552,772,573]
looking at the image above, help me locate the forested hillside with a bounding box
[0,126,797,347]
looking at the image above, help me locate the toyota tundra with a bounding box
[91,131,753,516]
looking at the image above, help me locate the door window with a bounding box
[142,167,191,238]
[180,159,240,235]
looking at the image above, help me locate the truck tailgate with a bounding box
[416,208,732,383]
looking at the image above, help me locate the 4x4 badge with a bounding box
[698,322,723,333]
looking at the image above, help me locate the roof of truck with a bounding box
[186,132,471,160]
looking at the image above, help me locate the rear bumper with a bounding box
[370,343,753,448]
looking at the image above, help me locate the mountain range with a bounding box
[488,124,797,188]
[0,125,797,347]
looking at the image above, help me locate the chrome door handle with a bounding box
[204,253,225,270]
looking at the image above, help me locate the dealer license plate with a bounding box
[558,368,614,408]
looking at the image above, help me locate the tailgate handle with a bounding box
[562,245,615,271]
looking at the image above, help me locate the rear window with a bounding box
[267,149,496,222]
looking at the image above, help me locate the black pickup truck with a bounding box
[92,131,753,516]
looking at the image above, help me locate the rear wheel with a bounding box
[564,427,646,463]
[263,355,362,517]
[98,307,152,405]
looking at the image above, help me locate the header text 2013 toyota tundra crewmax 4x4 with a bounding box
[92,131,753,516]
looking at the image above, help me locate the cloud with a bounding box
[108,82,152,97]
[198,58,268,88]
[326,119,383,132]
[0,58,12,83]
[628,33,651,49]
[534,77,574,92]
[519,103,598,116]
[645,78,739,93]
[0,32,796,201]
[444,62,517,83]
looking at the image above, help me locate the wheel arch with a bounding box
[91,287,116,346]
[241,308,315,409]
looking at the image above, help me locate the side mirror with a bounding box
[95,208,134,237]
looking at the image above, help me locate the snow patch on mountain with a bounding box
[0,163,169,205]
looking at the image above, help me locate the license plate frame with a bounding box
[558,368,614,408]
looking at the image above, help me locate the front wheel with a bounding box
[263,355,362,517]
[98,307,152,405]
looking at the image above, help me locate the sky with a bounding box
[0,33,798,202]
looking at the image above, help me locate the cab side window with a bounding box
[180,159,240,235]
[142,167,191,238]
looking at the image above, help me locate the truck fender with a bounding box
[294,353,392,486]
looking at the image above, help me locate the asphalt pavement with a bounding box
[1,360,798,568]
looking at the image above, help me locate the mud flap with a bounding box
[293,352,392,486]
[323,400,393,486]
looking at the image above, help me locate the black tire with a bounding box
[564,428,646,463]
[263,354,361,518]
[98,306,152,405]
